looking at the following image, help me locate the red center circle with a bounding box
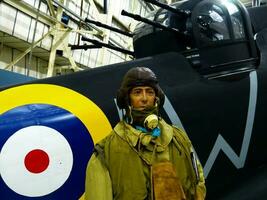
[24,149,50,173]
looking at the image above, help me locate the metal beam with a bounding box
[52,0,103,34]
[27,0,42,76]
[62,43,79,72]
[47,1,65,77]
[46,0,56,18]
[46,44,57,77]
[72,29,100,36]
[3,0,74,29]
[3,0,55,26]
[47,29,79,76]
[5,29,54,70]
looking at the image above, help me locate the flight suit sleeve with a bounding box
[85,153,112,200]
[194,155,206,200]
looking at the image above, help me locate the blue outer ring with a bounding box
[0,104,94,199]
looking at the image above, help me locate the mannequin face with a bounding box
[129,86,156,111]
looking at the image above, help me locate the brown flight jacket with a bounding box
[85,119,206,200]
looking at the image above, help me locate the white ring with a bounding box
[0,125,73,197]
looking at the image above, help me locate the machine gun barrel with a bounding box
[143,0,190,16]
[81,36,135,56]
[85,18,133,37]
[121,10,183,36]
[69,44,102,50]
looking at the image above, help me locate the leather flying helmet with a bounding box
[116,67,165,109]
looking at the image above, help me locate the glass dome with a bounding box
[193,0,246,45]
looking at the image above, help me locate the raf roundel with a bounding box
[0,104,91,199]
[0,84,112,200]
[0,124,73,197]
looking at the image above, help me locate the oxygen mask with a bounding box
[127,105,160,136]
